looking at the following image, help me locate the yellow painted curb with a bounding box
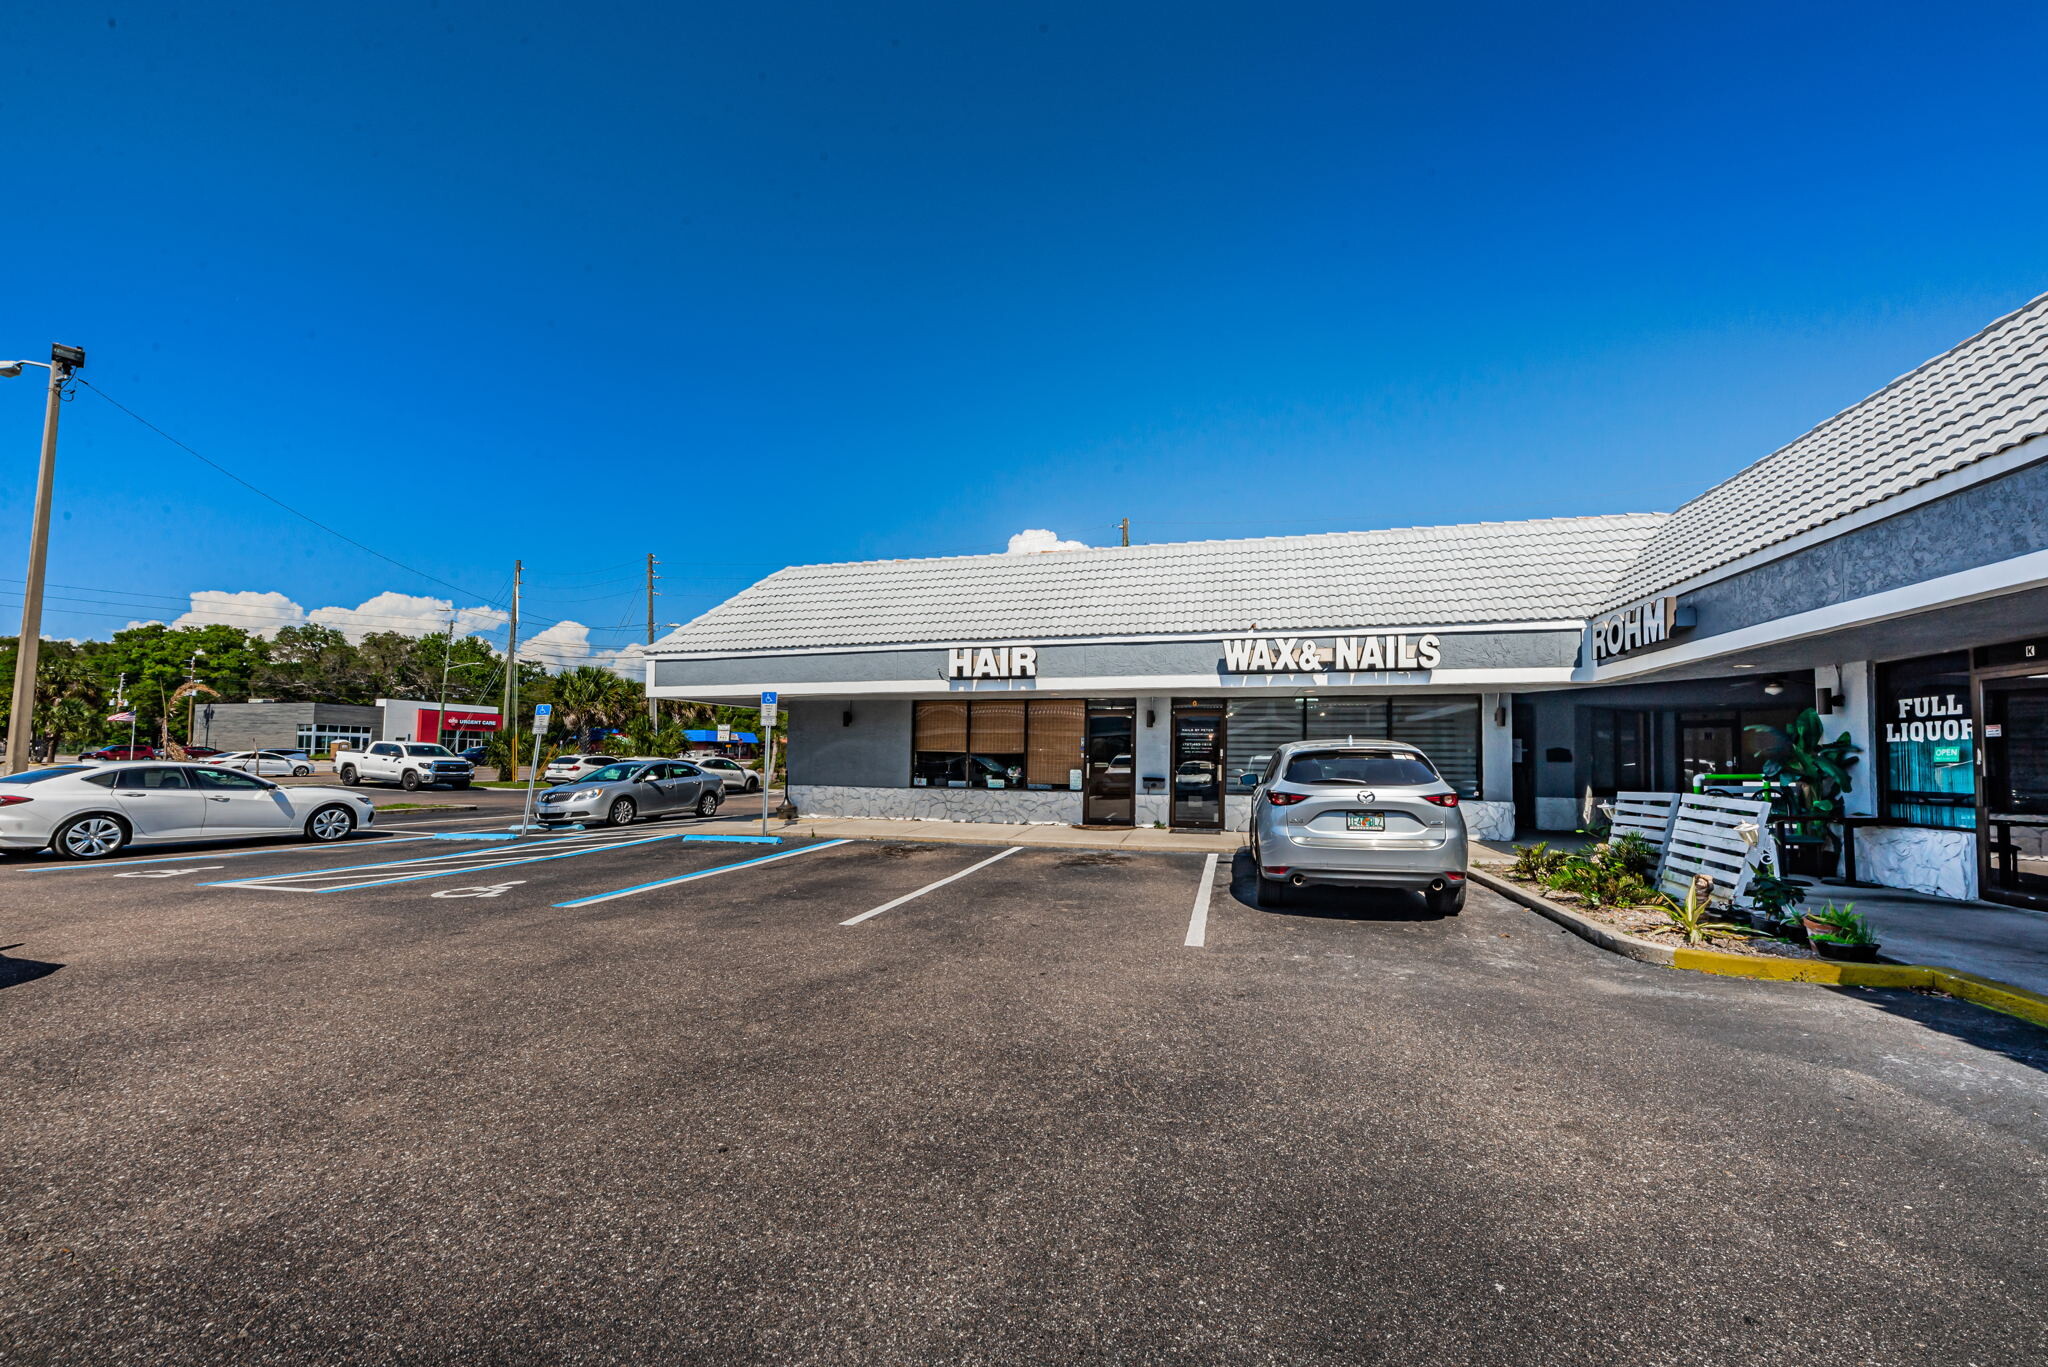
[1671,948,1935,989]
[1933,969,2048,1030]
[1474,869,2048,1030]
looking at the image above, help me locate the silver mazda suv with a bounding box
[1248,739,1468,913]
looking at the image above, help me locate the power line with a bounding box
[75,378,504,608]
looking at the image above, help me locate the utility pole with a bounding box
[646,552,659,727]
[436,613,457,746]
[2,344,84,774]
[1116,517,1130,548]
[500,561,521,781]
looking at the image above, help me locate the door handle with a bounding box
[207,796,231,802]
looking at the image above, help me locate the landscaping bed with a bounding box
[1495,834,1880,961]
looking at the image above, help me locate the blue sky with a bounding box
[5,2,2047,664]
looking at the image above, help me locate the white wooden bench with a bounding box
[1609,791,1682,852]
[1655,793,1775,905]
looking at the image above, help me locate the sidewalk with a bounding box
[1477,838,2048,998]
[771,814,1245,855]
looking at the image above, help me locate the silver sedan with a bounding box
[533,759,724,828]
[0,763,378,860]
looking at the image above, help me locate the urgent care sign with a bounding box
[419,707,502,733]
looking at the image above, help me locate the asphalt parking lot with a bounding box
[4,812,2046,1366]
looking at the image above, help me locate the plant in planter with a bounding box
[1803,902,1882,961]
[1746,708,1861,877]
[1744,863,1807,934]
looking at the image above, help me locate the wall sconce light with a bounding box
[842,709,854,727]
[1815,687,1841,713]
[1146,709,1157,728]
[1494,706,1507,728]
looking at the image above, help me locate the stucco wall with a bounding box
[1855,826,1979,900]
[788,699,913,789]
[655,629,1582,693]
[1657,455,2048,646]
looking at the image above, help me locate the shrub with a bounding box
[1510,841,1569,881]
[1606,832,1657,878]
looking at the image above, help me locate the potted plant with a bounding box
[1744,864,1806,933]
[1747,708,1861,878]
[1803,903,1882,962]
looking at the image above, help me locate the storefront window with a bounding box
[913,699,1083,790]
[1224,695,1482,797]
[1878,652,1976,829]
[298,723,372,755]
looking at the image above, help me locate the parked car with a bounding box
[179,745,224,759]
[215,750,316,777]
[80,744,157,762]
[458,745,488,765]
[542,753,623,786]
[337,741,474,790]
[1247,740,1468,914]
[0,763,378,860]
[689,756,760,793]
[534,760,723,828]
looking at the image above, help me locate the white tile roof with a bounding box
[664,515,1668,652]
[1604,291,2048,607]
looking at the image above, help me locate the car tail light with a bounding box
[0,795,31,806]
[1444,870,1466,882]
[1422,793,1460,807]
[1265,790,1309,805]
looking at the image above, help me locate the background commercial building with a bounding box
[651,292,2048,909]
[196,698,501,754]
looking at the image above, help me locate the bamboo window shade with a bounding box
[969,700,1027,754]
[914,700,968,753]
[1026,700,1086,788]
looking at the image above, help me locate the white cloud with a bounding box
[1005,528,1088,554]
[173,590,308,639]
[520,622,645,677]
[307,592,508,643]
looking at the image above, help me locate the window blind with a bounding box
[914,700,968,753]
[970,700,1028,754]
[1025,700,1085,788]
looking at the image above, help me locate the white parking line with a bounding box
[1184,852,1219,948]
[840,846,1023,926]
[553,840,849,907]
[203,825,702,893]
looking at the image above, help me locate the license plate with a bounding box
[1345,812,1385,831]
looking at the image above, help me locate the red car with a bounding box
[180,746,224,759]
[81,744,158,761]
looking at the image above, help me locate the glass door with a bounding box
[1083,701,1135,826]
[1981,678,2048,906]
[1170,702,1225,830]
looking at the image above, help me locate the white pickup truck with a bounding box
[337,741,475,791]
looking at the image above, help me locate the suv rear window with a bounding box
[1282,751,1440,787]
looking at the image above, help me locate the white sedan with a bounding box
[0,763,377,860]
[688,756,761,793]
[215,750,316,777]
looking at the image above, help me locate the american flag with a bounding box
[107,710,135,722]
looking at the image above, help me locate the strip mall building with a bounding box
[651,294,2048,911]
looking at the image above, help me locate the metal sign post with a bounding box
[758,692,777,834]
[518,703,553,832]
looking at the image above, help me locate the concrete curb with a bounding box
[1470,868,2048,1031]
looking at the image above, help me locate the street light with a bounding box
[2,343,84,774]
